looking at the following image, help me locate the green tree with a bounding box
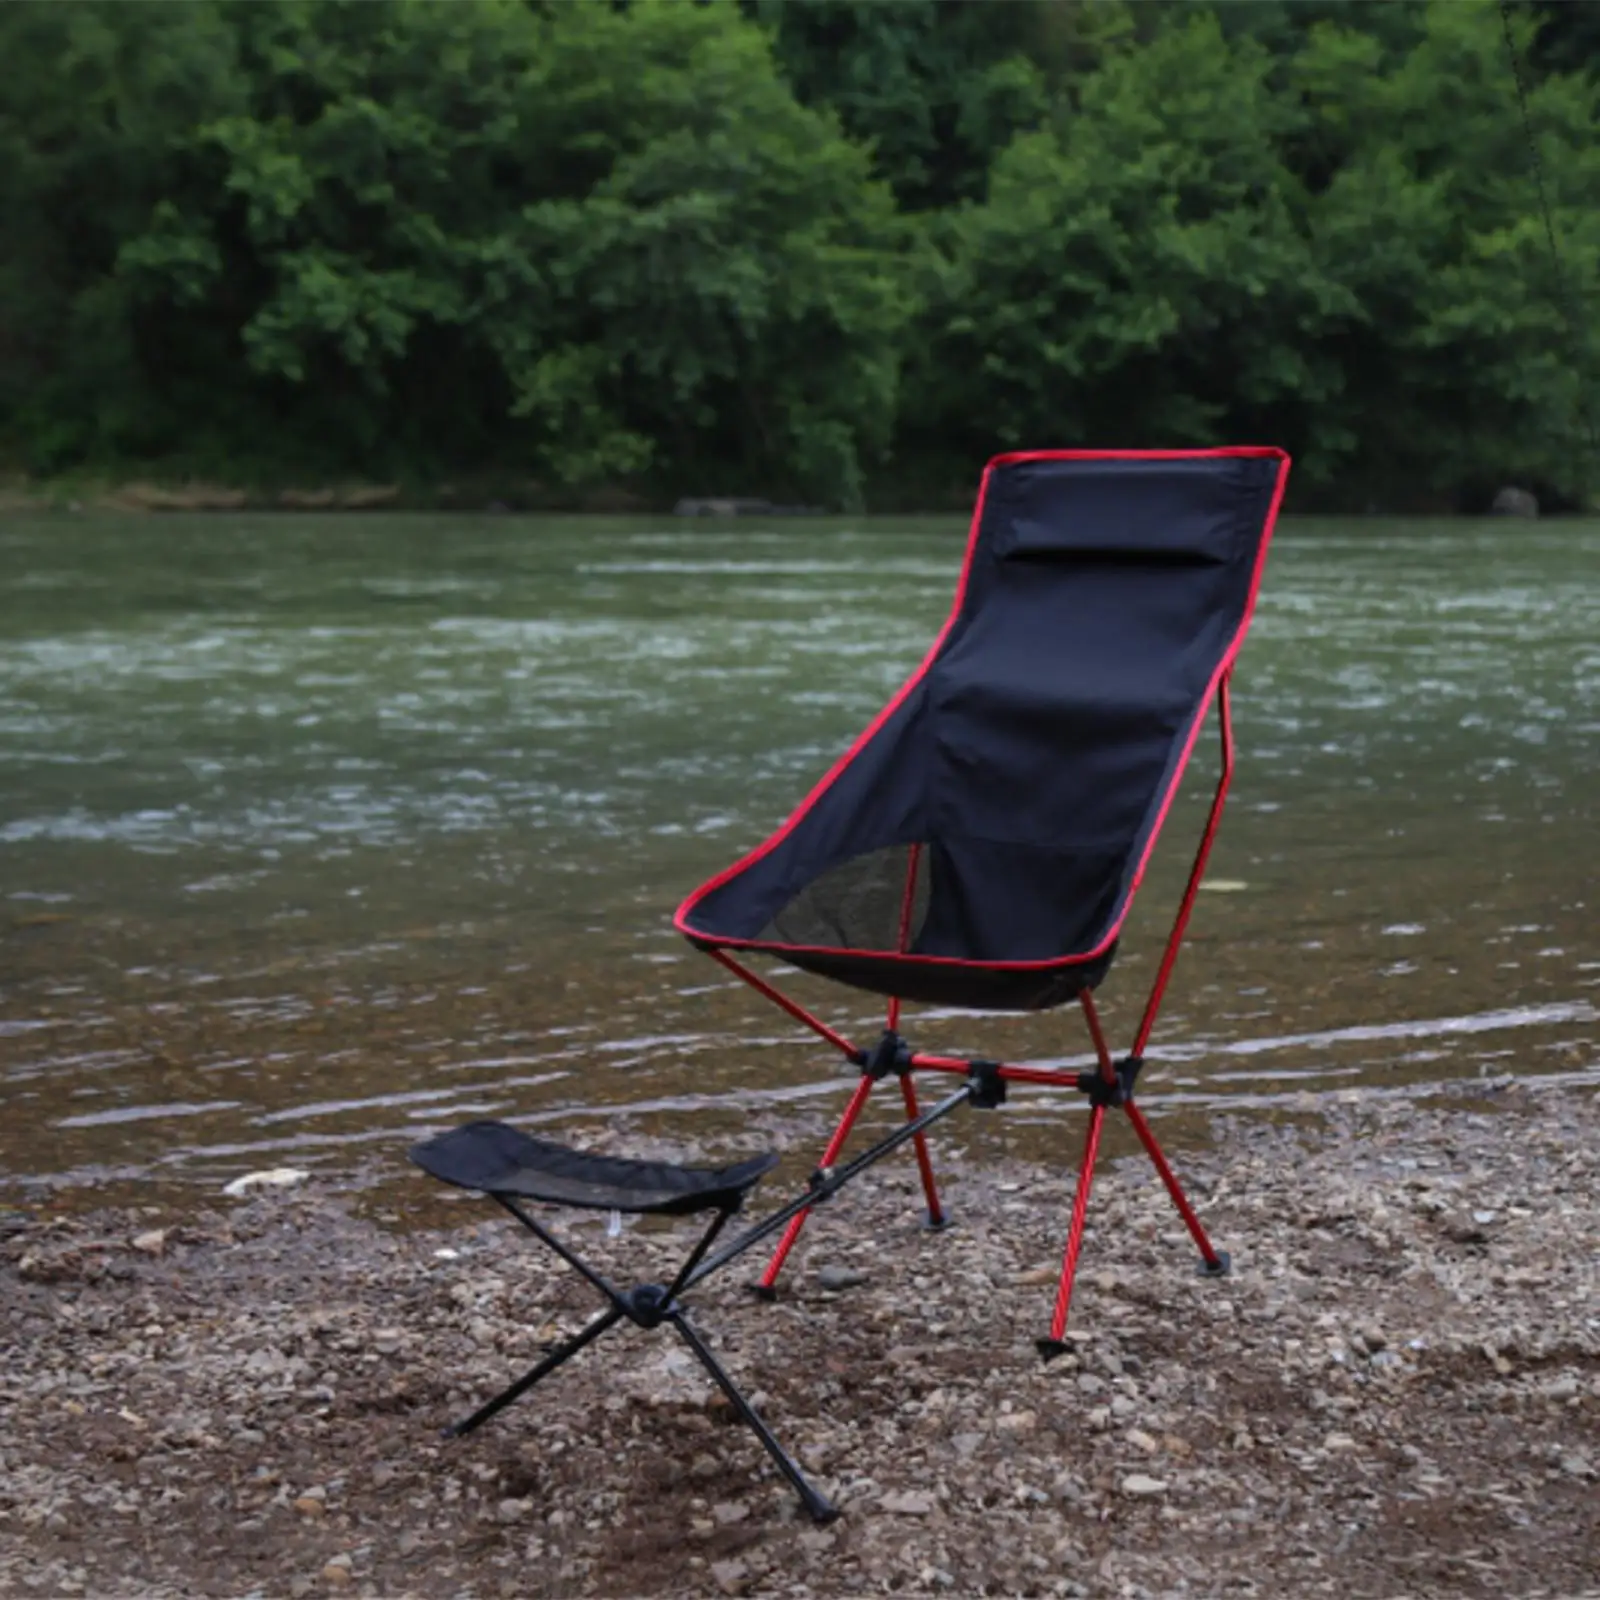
[752,0,1136,210]
[482,0,910,506]
[905,12,1335,464]
[0,1,244,470]
[1,0,908,505]
[1293,1,1600,502]
[115,0,544,477]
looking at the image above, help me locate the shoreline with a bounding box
[3,479,1590,520]
[3,1075,1596,1598]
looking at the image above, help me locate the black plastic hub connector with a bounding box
[1075,1054,1142,1109]
[862,1030,913,1080]
[621,1283,673,1330]
[966,1059,1007,1109]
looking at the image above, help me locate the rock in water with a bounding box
[222,1168,310,1197]
[1490,486,1539,517]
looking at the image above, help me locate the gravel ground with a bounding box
[2,1078,1597,1599]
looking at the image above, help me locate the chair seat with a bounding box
[411,1121,779,1215]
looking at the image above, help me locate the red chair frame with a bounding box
[705,676,1239,1353]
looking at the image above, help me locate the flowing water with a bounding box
[2,512,1596,1204]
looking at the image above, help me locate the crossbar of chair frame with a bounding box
[706,677,1240,1345]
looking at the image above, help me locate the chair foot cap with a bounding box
[922,1211,954,1233]
[1035,1337,1071,1363]
[1196,1250,1232,1279]
[747,1282,778,1303]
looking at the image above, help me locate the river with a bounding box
[2,511,1595,1203]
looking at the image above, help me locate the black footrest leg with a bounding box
[1196,1249,1232,1279]
[444,1305,625,1438]
[670,1313,839,1524]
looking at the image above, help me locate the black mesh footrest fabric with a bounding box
[411,1121,779,1215]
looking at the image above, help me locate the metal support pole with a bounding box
[899,1069,946,1228]
[752,1074,875,1294]
[701,1083,972,1293]
[1123,1100,1229,1276]
[442,1305,626,1438]
[1037,1104,1107,1357]
[671,1312,839,1524]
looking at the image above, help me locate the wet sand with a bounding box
[3,1074,1596,1599]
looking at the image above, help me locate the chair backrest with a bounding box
[677,448,1291,1011]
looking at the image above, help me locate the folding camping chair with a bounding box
[412,447,1291,1518]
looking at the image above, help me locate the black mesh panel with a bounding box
[762,842,930,954]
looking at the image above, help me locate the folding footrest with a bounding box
[409,1122,837,1523]
[412,1119,778,1214]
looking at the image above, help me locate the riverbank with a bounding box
[0,476,969,517]
[4,473,1591,519]
[2,1077,1596,1599]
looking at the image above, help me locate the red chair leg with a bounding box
[753,1074,875,1296]
[1122,1100,1229,1275]
[1036,1102,1107,1358]
[898,1070,947,1229]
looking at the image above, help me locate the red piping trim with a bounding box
[989,446,1286,465]
[674,447,1291,975]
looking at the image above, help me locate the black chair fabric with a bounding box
[411,1121,779,1215]
[676,450,1289,1011]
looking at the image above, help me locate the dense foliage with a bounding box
[0,0,1595,509]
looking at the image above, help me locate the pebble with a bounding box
[996,1409,1037,1434]
[879,1490,936,1515]
[1120,1474,1169,1498]
[709,1558,749,1595]
[816,1264,869,1291]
